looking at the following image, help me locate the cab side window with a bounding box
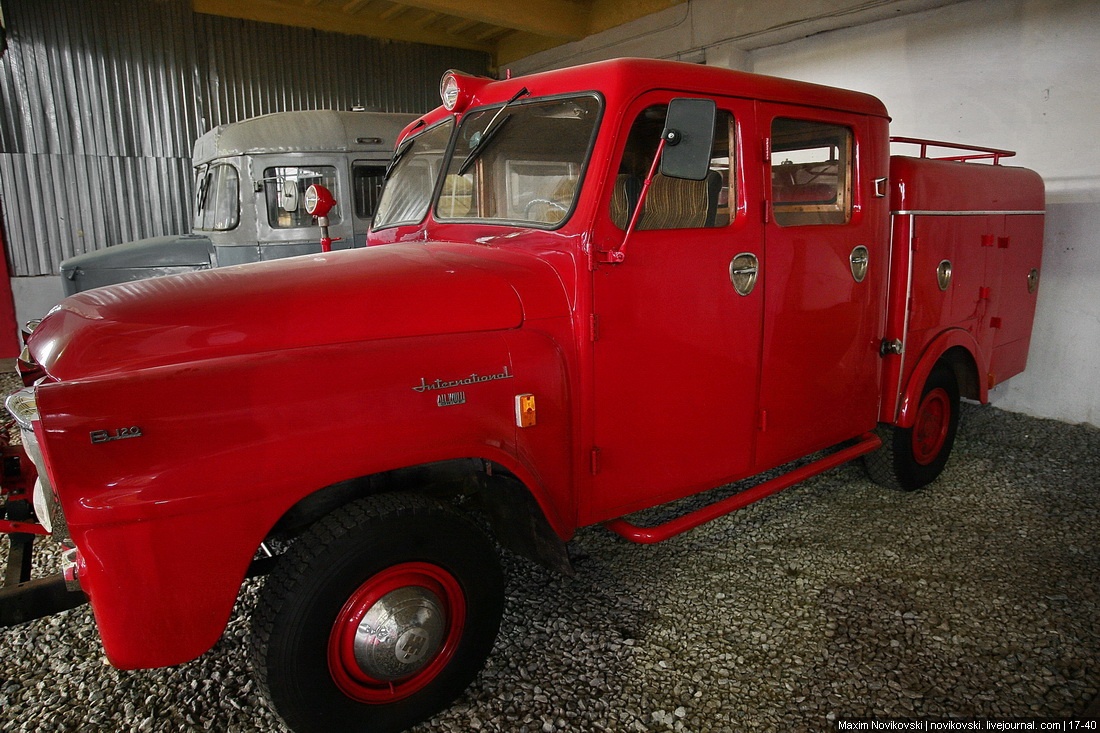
[770,118,853,226]
[610,105,734,230]
[352,163,387,219]
[264,166,341,228]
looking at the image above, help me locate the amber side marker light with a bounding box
[515,394,536,428]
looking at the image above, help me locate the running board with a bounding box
[603,432,882,544]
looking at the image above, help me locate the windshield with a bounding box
[438,95,600,227]
[373,95,601,231]
[193,162,240,231]
[373,119,454,228]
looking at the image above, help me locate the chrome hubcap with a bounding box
[352,586,447,681]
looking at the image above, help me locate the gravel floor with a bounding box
[1,391,1097,732]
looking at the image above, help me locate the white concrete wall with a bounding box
[749,0,1100,427]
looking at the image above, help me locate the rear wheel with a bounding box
[864,362,960,491]
[252,493,503,733]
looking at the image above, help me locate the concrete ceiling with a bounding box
[192,0,687,68]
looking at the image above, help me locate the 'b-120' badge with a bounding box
[90,427,143,444]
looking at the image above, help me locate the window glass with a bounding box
[610,105,734,231]
[352,164,387,219]
[374,119,454,228]
[193,163,240,231]
[770,118,853,226]
[263,166,340,228]
[436,95,600,227]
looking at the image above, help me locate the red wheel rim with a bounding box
[328,562,466,703]
[912,387,950,465]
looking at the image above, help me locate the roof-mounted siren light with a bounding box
[439,70,491,112]
[305,184,339,253]
[304,184,336,219]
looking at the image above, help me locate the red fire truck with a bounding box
[0,59,1043,733]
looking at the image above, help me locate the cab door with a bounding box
[754,106,889,469]
[587,94,764,522]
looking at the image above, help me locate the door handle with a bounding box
[729,253,759,296]
[850,245,869,283]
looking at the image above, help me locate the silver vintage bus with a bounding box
[60,110,415,295]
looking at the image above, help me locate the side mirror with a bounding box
[660,98,716,181]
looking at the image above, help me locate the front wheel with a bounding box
[864,362,961,491]
[251,493,504,733]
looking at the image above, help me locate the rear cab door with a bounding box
[755,104,891,468]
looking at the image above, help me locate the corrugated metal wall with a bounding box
[0,0,488,277]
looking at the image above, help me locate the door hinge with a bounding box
[763,200,771,224]
[589,313,599,342]
[590,447,601,475]
[880,338,904,356]
[758,409,768,432]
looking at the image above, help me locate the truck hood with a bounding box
[31,243,563,381]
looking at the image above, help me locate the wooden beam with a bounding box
[392,0,588,40]
[193,0,494,53]
[496,0,688,65]
[589,0,685,34]
[496,31,566,66]
[447,18,479,35]
[341,0,372,14]
[378,2,406,20]
[415,10,441,28]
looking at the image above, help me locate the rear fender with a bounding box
[896,330,985,428]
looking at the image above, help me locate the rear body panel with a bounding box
[882,155,1044,424]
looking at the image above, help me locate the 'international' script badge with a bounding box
[413,366,513,393]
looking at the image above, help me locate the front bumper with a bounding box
[0,429,87,626]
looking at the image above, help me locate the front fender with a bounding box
[34,326,574,668]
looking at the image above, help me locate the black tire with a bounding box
[251,493,504,733]
[864,362,960,491]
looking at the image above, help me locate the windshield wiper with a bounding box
[385,137,416,179]
[458,86,529,176]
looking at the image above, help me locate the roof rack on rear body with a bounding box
[890,136,1015,164]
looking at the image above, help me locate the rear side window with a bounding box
[264,166,341,228]
[193,163,240,231]
[770,118,853,226]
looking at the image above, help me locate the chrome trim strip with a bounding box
[895,214,914,421]
[892,209,1044,216]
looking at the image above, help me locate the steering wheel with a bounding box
[798,164,835,183]
[524,198,569,218]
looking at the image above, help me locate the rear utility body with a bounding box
[2,59,1043,733]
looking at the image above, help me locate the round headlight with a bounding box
[6,387,40,431]
[440,71,461,110]
[304,184,336,217]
